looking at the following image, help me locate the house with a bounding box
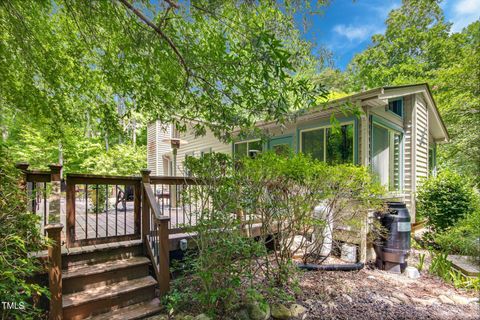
[147,83,449,221]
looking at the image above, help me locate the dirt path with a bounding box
[297,264,479,320]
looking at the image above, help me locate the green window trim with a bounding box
[298,118,357,165]
[370,115,404,192]
[296,116,360,165]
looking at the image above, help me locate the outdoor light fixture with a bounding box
[161,138,188,177]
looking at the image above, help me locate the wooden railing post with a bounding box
[45,223,63,320]
[48,164,62,224]
[65,176,76,248]
[141,169,151,248]
[157,217,170,295]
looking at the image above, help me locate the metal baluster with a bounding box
[189,185,192,227]
[124,184,127,235]
[43,182,47,227]
[85,184,88,239]
[32,182,36,215]
[95,184,99,238]
[168,184,172,228]
[175,184,179,229]
[115,185,118,236]
[105,184,108,237]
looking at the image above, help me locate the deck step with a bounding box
[63,276,157,320]
[63,240,143,269]
[63,257,151,294]
[88,298,163,320]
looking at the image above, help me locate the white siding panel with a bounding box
[174,124,230,176]
[155,121,173,176]
[416,95,429,185]
[147,122,157,175]
[402,94,415,219]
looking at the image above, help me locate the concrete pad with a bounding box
[447,255,479,277]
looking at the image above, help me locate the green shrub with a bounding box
[435,209,480,257]
[0,143,49,319]
[417,170,478,231]
[172,151,384,317]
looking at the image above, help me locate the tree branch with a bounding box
[117,0,189,75]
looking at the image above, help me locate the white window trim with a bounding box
[299,121,355,163]
[234,139,262,154]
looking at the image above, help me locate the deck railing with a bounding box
[149,175,204,233]
[141,170,170,294]
[65,173,142,247]
[17,163,211,312]
[16,163,62,235]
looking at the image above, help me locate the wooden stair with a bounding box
[61,240,162,320]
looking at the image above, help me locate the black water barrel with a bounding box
[374,202,411,273]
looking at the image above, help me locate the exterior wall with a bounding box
[147,120,172,175]
[402,94,416,219]
[149,90,440,223]
[147,122,157,175]
[174,124,231,176]
[416,94,429,184]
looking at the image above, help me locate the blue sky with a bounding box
[298,0,480,70]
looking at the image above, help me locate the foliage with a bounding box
[435,209,480,257]
[0,143,48,319]
[429,252,480,291]
[0,0,327,145]
[172,151,383,317]
[416,170,479,231]
[80,144,147,175]
[416,253,426,272]
[345,0,480,182]
[173,153,266,316]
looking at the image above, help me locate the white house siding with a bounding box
[174,124,231,176]
[146,120,172,176]
[403,94,416,220]
[147,122,158,175]
[415,94,429,185]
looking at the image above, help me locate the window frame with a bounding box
[387,97,404,118]
[233,138,263,158]
[370,117,404,192]
[184,151,195,176]
[429,143,437,176]
[299,121,356,164]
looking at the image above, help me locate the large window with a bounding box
[234,139,263,158]
[371,123,402,191]
[300,123,354,164]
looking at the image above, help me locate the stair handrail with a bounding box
[141,170,170,295]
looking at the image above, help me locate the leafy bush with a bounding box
[0,143,49,319]
[170,151,383,317]
[416,170,479,231]
[435,209,480,257]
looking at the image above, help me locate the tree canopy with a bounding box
[346,0,480,182]
[1,0,327,172]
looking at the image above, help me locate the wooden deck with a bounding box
[34,197,197,243]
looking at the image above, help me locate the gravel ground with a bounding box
[295,252,479,320]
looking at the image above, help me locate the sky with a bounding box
[298,0,480,70]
